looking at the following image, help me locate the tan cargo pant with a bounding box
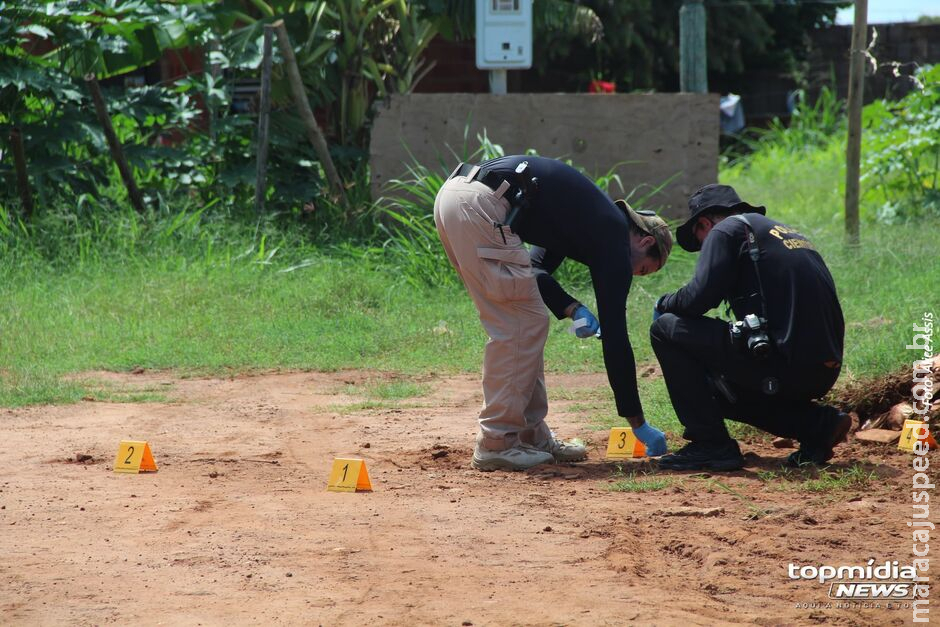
[433,175,551,451]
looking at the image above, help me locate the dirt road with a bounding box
[0,370,927,625]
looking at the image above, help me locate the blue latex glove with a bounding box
[572,305,600,338]
[652,295,665,322]
[633,422,668,457]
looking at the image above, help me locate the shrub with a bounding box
[863,64,940,222]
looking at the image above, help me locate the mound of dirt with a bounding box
[833,353,939,428]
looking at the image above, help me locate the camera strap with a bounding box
[728,214,769,321]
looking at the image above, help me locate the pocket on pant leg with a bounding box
[476,247,534,302]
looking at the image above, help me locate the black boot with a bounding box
[657,439,745,471]
[787,409,852,467]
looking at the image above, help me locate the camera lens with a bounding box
[749,336,771,358]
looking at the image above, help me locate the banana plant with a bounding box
[225,0,438,148]
[383,1,439,95]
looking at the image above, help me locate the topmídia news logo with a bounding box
[789,560,918,600]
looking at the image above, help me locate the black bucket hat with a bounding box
[676,184,766,252]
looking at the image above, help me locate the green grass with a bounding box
[1,134,937,412]
[607,470,674,493]
[754,464,878,493]
[74,378,171,403]
[344,380,433,400]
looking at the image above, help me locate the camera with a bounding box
[730,313,772,358]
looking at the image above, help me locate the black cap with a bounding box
[676,184,766,252]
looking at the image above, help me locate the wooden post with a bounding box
[680,0,708,93]
[272,20,347,204]
[9,128,34,220]
[85,74,147,214]
[207,37,222,141]
[254,25,275,214]
[844,0,867,247]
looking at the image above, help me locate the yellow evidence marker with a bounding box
[898,419,938,452]
[113,440,158,474]
[327,458,373,492]
[606,427,647,460]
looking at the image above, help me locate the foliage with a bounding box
[730,85,845,159]
[0,0,446,228]
[0,1,211,214]
[863,64,940,222]
[723,66,940,224]
[0,0,204,80]
[515,0,848,93]
[226,0,438,149]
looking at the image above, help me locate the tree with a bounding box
[513,0,848,93]
[0,1,209,214]
[221,0,439,150]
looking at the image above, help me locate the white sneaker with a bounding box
[536,437,588,462]
[471,442,555,471]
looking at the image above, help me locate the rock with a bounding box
[654,507,724,518]
[75,453,94,463]
[772,437,794,449]
[208,471,219,479]
[362,442,371,449]
[431,450,448,459]
[543,526,552,532]
[855,429,901,444]
[846,500,880,513]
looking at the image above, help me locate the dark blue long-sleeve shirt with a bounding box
[479,155,643,418]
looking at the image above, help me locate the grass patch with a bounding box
[755,464,877,493]
[607,469,674,493]
[0,132,937,408]
[345,380,433,400]
[71,378,172,404]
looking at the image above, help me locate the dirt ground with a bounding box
[0,369,932,626]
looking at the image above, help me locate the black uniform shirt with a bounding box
[478,155,643,418]
[657,213,844,365]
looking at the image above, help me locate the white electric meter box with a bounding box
[475,0,533,70]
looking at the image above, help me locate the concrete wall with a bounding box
[370,93,719,218]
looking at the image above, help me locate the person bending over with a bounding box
[434,155,673,471]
